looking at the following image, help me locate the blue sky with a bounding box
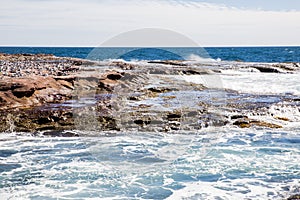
[0,0,299,46]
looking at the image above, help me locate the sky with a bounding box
[0,0,299,47]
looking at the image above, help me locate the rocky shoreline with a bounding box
[0,53,299,133]
[0,53,80,132]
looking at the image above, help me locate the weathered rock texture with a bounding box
[0,53,299,134]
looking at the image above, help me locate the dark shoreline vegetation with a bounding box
[0,52,299,135]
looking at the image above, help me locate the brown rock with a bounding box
[0,76,73,110]
[97,71,124,92]
[98,79,119,92]
[251,120,283,128]
[0,82,14,91]
[57,80,74,90]
[148,87,174,93]
[233,119,282,129]
[288,194,300,200]
[233,120,251,128]
[274,116,289,121]
[148,60,186,66]
[12,86,35,98]
[53,75,76,82]
[231,115,248,120]
[107,73,123,80]
[111,61,136,70]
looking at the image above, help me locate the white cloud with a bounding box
[0,0,299,46]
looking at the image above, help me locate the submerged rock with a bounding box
[148,60,187,66]
[231,115,248,120]
[110,61,136,70]
[252,66,281,73]
[0,107,74,132]
[40,130,79,137]
[233,119,282,129]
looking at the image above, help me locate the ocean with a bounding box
[0,46,300,63]
[0,46,300,200]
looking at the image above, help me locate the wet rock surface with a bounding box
[0,54,299,133]
[288,194,300,200]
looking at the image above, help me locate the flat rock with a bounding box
[0,76,73,109]
[233,119,282,128]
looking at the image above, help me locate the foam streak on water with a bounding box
[185,73,300,96]
[1,127,299,199]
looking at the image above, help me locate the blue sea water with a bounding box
[0,46,300,199]
[0,46,299,62]
[1,129,299,199]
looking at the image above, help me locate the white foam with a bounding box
[182,74,224,89]
[166,181,243,200]
[167,178,298,200]
[1,128,299,199]
[184,73,300,95]
[221,73,300,95]
[270,103,300,122]
[185,54,221,63]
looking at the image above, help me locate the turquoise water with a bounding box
[1,128,299,199]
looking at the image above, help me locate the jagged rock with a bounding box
[128,96,142,101]
[233,119,282,128]
[148,60,187,66]
[0,107,74,132]
[53,75,76,82]
[0,53,297,133]
[97,72,124,92]
[98,79,118,92]
[233,120,251,128]
[274,116,289,121]
[182,69,210,75]
[98,116,119,131]
[148,87,175,93]
[273,64,295,71]
[134,118,151,126]
[57,80,74,90]
[287,194,300,200]
[107,73,123,80]
[252,66,281,73]
[72,60,83,66]
[166,121,181,131]
[0,82,20,91]
[292,63,299,68]
[0,53,83,77]
[167,113,181,121]
[0,76,73,109]
[231,115,248,120]
[110,61,136,70]
[12,86,35,98]
[41,130,79,137]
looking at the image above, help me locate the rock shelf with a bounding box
[0,53,299,133]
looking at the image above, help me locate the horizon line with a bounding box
[0,45,300,48]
